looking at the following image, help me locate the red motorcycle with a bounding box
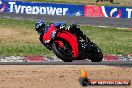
[44,27,103,62]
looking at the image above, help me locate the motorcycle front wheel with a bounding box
[52,40,73,62]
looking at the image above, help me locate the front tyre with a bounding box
[52,41,73,62]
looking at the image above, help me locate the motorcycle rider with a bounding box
[35,19,88,49]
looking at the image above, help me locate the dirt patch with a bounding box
[0,65,131,88]
[0,28,39,43]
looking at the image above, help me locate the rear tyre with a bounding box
[52,41,73,62]
[87,43,103,62]
[89,51,103,62]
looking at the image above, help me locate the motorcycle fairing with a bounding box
[57,31,79,58]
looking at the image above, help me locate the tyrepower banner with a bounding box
[0,0,84,16]
[1,0,132,18]
[85,5,132,18]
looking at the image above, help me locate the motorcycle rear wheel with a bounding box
[87,43,103,62]
[89,51,103,62]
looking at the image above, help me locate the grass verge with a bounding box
[0,18,132,56]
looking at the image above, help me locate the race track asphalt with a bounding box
[0,61,132,65]
[0,13,132,28]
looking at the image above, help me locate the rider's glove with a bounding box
[60,24,66,30]
[51,30,56,39]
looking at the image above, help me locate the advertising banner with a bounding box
[0,0,84,16]
[84,5,104,17]
[102,6,132,18]
[1,0,132,18]
[0,0,6,12]
[84,5,132,18]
